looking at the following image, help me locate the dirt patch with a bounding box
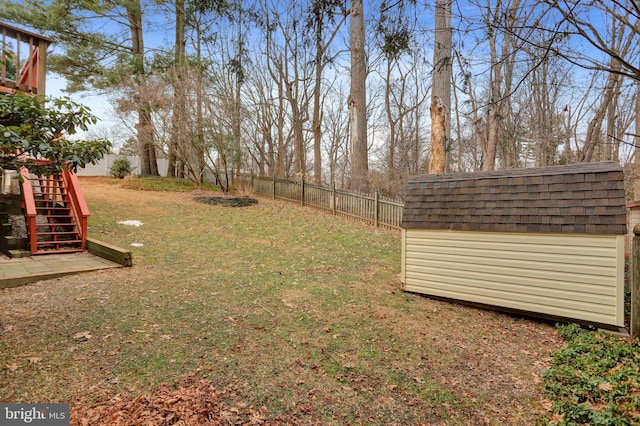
[194,196,258,208]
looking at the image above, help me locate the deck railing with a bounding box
[0,22,50,95]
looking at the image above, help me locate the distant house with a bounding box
[401,162,627,329]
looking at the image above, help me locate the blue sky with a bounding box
[16,0,635,156]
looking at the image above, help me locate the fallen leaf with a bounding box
[73,331,92,342]
[598,382,613,392]
[5,363,18,372]
[27,357,42,364]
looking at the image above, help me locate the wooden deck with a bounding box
[1,21,50,95]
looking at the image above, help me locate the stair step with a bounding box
[36,203,71,210]
[8,249,31,258]
[35,211,71,215]
[36,234,80,239]
[35,201,70,205]
[32,248,83,255]
[36,238,82,244]
[33,243,81,249]
[36,216,74,219]
[35,201,70,206]
[4,236,27,250]
[31,183,65,187]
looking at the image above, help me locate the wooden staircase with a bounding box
[20,168,89,255]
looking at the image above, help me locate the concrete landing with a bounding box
[0,252,124,288]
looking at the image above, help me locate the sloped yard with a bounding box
[0,178,565,424]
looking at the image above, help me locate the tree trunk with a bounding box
[286,77,305,177]
[482,0,501,171]
[168,0,186,179]
[385,60,396,177]
[128,4,158,176]
[349,0,368,191]
[429,0,451,174]
[312,22,323,183]
[634,80,640,199]
[429,96,447,173]
[582,70,619,162]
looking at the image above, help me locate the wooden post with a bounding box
[374,191,379,227]
[272,174,276,199]
[332,182,336,215]
[301,177,305,205]
[37,38,47,95]
[632,225,640,339]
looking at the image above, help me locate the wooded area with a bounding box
[1,0,637,199]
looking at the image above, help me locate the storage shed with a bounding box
[401,162,627,328]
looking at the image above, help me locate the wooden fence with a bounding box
[242,175,404,230]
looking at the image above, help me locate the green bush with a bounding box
[110,157,132,179]
[0,94,111,174]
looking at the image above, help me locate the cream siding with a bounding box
[402,229,625,327]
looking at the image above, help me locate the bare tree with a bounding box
[323,85,350,188]
[307,0,348,183]
[260,0,314,178]
[539,0,640,82]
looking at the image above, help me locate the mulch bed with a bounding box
[194,197,258,208]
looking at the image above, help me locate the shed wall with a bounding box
[402,229,625,327]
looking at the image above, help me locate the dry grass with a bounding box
[0,177,563,425]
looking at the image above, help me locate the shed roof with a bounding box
[401,162,627,234]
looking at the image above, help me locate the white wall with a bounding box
[76,154,168,177]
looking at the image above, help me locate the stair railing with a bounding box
[61,168,89,250]
[18,166,37,253]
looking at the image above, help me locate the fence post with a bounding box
[332,182,336,215]
[632,225,640,338]
[272,174,276,199]
[301,177,305,205]
[374,191,379,227]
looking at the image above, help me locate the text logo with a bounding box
[0,404,69,425]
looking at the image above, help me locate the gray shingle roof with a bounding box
[401,162,627,234]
